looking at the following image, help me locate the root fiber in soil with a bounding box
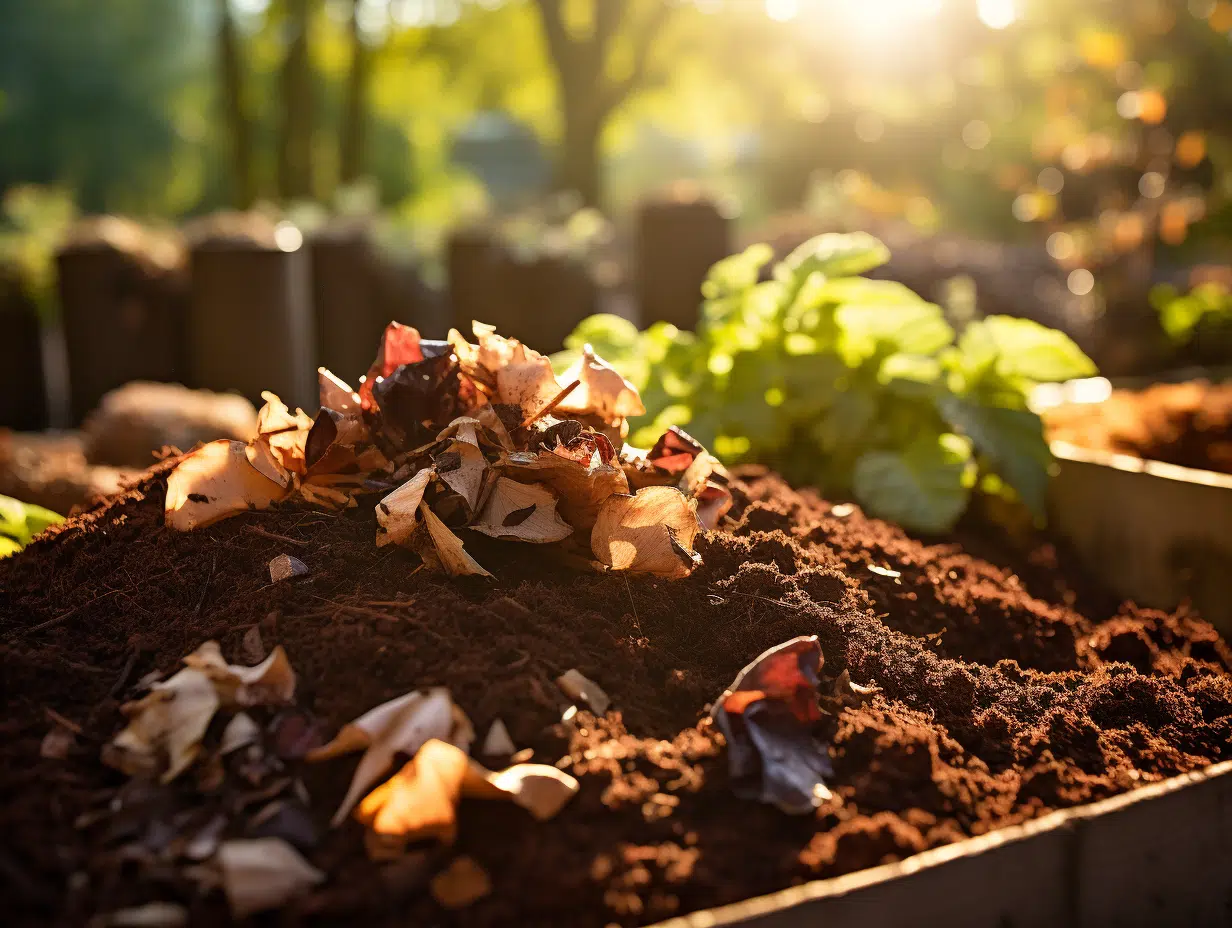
[3,465,1232,926]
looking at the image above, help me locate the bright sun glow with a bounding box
[977,0,1017,30]
[764,0,800,22]
[765,0,942,28]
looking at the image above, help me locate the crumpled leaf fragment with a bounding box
[214,837,325,918]
[104,667,219,782]
[375,467,433,548]
[269,553,309,583]
[503,449,629,532]
[481,718,515,756]
[182,640,297,709]
[306,687,475,826]
[556,345,645,422]
[256,392,313,474]
[626,427,734,531]
[709,636,832,814]
[470,477,572,543]
[220,712,260,755]
[434,439,488,515]
[591,485,701,578]
[165,440,288,531]
[304,405,370,475]
[556,669,611,716]
[463,756,579,821]
[431,856,492,910]
[318,367,361,414]
[419,501,492,578]
[372,354,463,451]
[360,321,424,410]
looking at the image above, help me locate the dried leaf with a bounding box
[710,636,832,814]
[41,723,76,760]
[555,669,611,716]
[220,713,261,755]
[590,486,701,579]
[431,856,491,910]
[503,450,630,532]
[355,739,469,858]
[89,902,188,928]
[304,407,369,475]
[309,688,475,826]
[269,553,309,583]
[556,346,645,423]
[361,321,424,410]
[241,626,265,664]
[256,391,313,437]
[318,367,361,414]
[372,354,463,451]
[296,479,356,511]
[434,439,488,514]
[105,667,219,782]
[470,477,572,543]
[245,439,293,489]
[182,640,297,709]
[462,758,579,822]
[420,502,492,578]
[475,405,515,450]
[375,468,433,548]
[480,718,515,757]
[215,837,325,918]
[165,440,288,531]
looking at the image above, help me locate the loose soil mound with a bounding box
[1044,380,1232,475]
[3,465,1232,926]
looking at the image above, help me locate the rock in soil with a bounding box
[2,464,1232,926]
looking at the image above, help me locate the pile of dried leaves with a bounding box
[164,321,732,580]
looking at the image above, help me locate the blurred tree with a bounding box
[214,0,257,208]
[530,0,677,207]
[278,0,317,200]
[339,0,378,186]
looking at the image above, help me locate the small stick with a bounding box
[193,554,216,620]
[8,589,121,639]
[44,707,84,735]
[245,526,310,547]
[521,379,581,428]
[105,649,139,701]
[623,574,642,635]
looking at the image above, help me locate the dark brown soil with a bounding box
[3,463,1232,926]
[1044,380,1232,475]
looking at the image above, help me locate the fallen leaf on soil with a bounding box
[375,467,433,548]
[269,553,309,583]
[434,439,488,514]
[241,626,265,664]
[356,739,469,858]
[556,346,645,422]
[318,367,361,414]
[88,902,188,928]
[431,855,492,910]
[591,486,701,578]
[245,439,293,488]
[214,837,325,918]
[104,667,219,782]
[420,501,492,577]
[470,477,572,543]
[481,718,516,756]
[555,669,611,716]
[182,640,297,708]
[220,712,260,755]
[709,636,833,815]
[360,321,423,410]
[165,440,288,531]
[308,688,475,826]
[463,757,580,821]
[503,449,630,532]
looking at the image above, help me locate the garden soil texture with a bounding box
[4,463,1232,926]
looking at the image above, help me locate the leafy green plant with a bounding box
[556,233,1096,533]
[0,494,63,558]
[1150,281,1232,347]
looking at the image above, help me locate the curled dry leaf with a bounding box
[304,406,370,476]
[420,502,492,578]
[318,367,360,414]
[182,640,297,708]
[165,440,288,531]
[556,669,611,716]
[360,321,423,410]
[246,439,293,489]
[104,667,219,782]
[215,837,325,918]
[503,449,629,533]
[556,346,646,423]
[269,553,309,583]
[307,687,475,826]
[463,758,580,822]
[220,712,261,755]
[480,718,515,757]
[470,477,572,543]
[431,856,492,910]
[356,739,469,858]
[434,439,488,514]
[590,486,701,579]
[376,467,433,548]
[710,636,832,815]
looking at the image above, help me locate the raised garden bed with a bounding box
[3,462,1231,926]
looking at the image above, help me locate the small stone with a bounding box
[430,856,491,910]
[556,669,611,716]
[269,554,309,584]
[480,719,516,757]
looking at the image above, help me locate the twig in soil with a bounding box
[521,378,581,427]
[623,574,642,635]
[105,649,139,701]
[44,707,84,735]
[245,526,310,547]
[725,591,801,611]
[7,589,122,639]
[193,554,217,620]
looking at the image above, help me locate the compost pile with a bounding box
[1045,379,1232,475]
[4,327,1232,928]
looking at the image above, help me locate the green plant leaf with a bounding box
[701,243,775,301]
[937,395,1051,519]
[781,232,890,282]
[836,302,955,365]
[0,536,21,559]
[852,434,973,533]
[0,494,64,549]
[973,315,1096,383]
